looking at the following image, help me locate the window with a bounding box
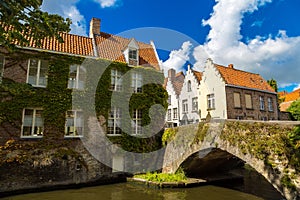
[259,96,265,110]
[187,80,192,92]
[110,69,123,91]
[168,95,171,105]
[68,65,86,89]
[167,109,172,121]
[0,55,4,83]
[132,109,142,135]
[207,94,215,110]
[27,59,48,87]
[245,94,253,109]
[21,108,44,137]
[173,108,178,119]
[234,92,241,108]
[108,107,122,135]
[268,97,273,111]
[65,110,84,137]
[131,72,142,93]
[129,48,138,60]
[192,97,198,112]
[182,99,188,113]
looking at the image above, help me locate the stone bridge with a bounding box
[162,120,300,200]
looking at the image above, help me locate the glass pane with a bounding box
[39,60,48,86]
[22,126,32,136]
[33,126,43,136]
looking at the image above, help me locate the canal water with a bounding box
[1,166,285,200]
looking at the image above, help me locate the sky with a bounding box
[41,0,300,92]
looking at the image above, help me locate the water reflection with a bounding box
[2,183,263,200]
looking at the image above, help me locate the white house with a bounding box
[198,58,278,120]
[164,69,184,127]
[179,65,202,125]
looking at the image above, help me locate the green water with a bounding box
[1,183,269,200]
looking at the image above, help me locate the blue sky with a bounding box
[41,0,300,92]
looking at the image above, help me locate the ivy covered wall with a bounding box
[0,49,168,153]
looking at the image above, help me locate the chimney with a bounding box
[89,18,101,38]
[228,64,234,69]
[168,68,176,81]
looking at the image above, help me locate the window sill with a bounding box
[107,134,122,137]
[29,84,47,88]
[207,108,215,111]
[246,108,254,110]
[64,135,83,139]
[21,136,43,139]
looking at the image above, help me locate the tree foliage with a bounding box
[0,0,71,50]
[287,99,300,121]
[267,78,278,92]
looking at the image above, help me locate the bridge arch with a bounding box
[162,121,300,200]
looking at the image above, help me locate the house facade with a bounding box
[179,65,202,125]
[164,68,184,127]
[0,17,165,144]
[199,58,278,120]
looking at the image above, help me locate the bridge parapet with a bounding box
[162,120,300,200]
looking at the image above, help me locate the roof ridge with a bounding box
[215,64,259,75]
[98,31,152,46]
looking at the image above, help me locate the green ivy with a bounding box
[0,51,168,153]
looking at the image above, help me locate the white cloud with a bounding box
[41,0,87,36]
[293,84,300,91]
[162,41,193,76]
[193,0,300,89]
[93,0,122,8]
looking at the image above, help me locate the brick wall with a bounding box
[225,86,278,120]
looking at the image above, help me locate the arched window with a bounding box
[187,80,191,92]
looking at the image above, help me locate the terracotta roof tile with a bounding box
[282,89,300,102]
[216,65,275,93]
[192,70,202,83]
[95,32,160,70]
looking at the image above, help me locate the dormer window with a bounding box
[129,48,138,60]
[126,39,139,66]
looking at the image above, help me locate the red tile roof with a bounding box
[216,65,275,93]
[192,70,202,83]
[2,23,94,56]
[95,32,160,70]
[279,88,300,111]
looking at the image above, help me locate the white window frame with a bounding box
[173,108,178,119]
[110,69,123,91]
[107,107,122,136]
[260,96,265,110]
[132,109,142,135]
[68,65,86,90]
[65,110,84,138]
[27,59,48,87]
[268,97,273,112]
[21,108,44,138]
[131,72,142,93]
[129,48,138,60]
[0,55,5,83]
[192,97,198,112]
[207,94,215,110]
[182,99,188,114]
[167,109,172,121]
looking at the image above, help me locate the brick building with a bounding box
[0,18,162,144]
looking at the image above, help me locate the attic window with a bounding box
[129,48,138,60]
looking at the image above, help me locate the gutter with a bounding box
[225,84,277,95]
[16,46,96,59]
